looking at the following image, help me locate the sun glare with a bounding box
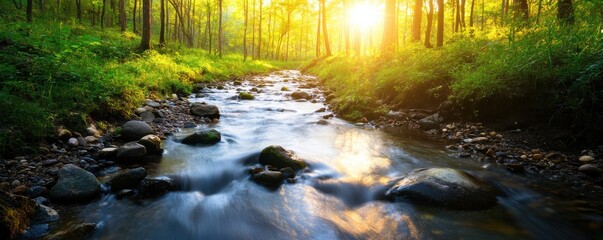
[349,3,382,30]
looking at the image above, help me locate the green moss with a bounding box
[239,92,255,100]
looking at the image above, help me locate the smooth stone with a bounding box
[84,136,98,144]
[76,137,87,146]
[579,155,595,163]
[291,91,311,100]
[138,134,162,155]
[579,164,602,176]
[385,168,497,210]
[121,120,154,141]
[190,103,220,119]
[140,111,156,123]
[145,100,161,108]
[110,167,147,191]
[138,178,175,198]
[135,107,147,115]
[116,142,147,162]
[98,147,119,159]
[32,203,59,223]
[67,138,79,147]
[238,92,255,100]
[57,129,72,141]
[259,145,307,171]
[48,164,101,202]
[417,113,443,130]
[252,170,284,188]
[45,223,96,240]
[181,129,221,145]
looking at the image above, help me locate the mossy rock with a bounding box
[259,145,307,171]
[181,129,221,145]
[239,92,255,100]
[0,190,36,240]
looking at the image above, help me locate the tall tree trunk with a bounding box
[513,0,529,21]
[382,0,397,54]
[101,0,106,29]
[320,0,331,56]
[557,0,574,25]
[536,0,543,23]
[160,0,166,46]
[316,8,321,57]
[133,0,138,33]
[344,0,350,54]
[469,0,475,27]
[455,0,461,32]
[119,0,127,32]
[140,0,151,50]
[243,0,248,60]
[256,0,263,59]
[411,0,423,41]
[207,2,212,53]
[424,0,434,47]
[436,0,444,47]
[76,0,82,23]
[26,0,33,22]
[460,0,466,30]
[218,0,223,57]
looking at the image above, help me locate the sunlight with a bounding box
[348,2,382,30]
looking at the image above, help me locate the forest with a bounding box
[1,0,603,239]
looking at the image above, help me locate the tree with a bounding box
[76,0,83,23]
[436,0,444,47]
[244,0,249,60]
[513,0,529,21]
[160,0,166,46]
[119,0,127,32]
[218,0,223,57]
[411,0,423,41]
[133,0,138,33]
[424,0,434,47]
[140,0,152,50]
[557,0,574,25]
[101,0,107,29]
[26,0,33,22]
[319,0,331,56]
[382,0,397,53]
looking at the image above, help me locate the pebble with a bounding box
[84,136,99,143]
[11,179,21,187]
[532,154,544,160]
[578,164,602,176]
[579,155,595,163]
[67,138,79,147]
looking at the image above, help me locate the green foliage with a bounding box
[0,19,277,156]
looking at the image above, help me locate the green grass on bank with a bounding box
[307,24,603,143]
[0,19,280,157]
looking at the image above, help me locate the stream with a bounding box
[55,70,600,239]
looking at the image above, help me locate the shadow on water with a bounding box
[54,70,601,239]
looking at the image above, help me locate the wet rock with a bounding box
[317,120,329,125]
[385,168,497,210]
[138,178,175,198]
[190,103,220,119]
[84,136,98,144]
[110,167,147,192]
[86,126,100,137]
[532,154,544,160]
[32,203,59,223]
[76,137,87,146]
[291,91,311,100]
[418,113,443,130]
[579,155,595,163]
[145,100,161,108]
[281,86,290,91]
[46,223,96,240]
[0,190,36,240]
[12,185,28,196]
[57,129,72,141]
[259,145,307,171]
[135,107,147,115]
[183,122,196,128]
[98,147,119,159]
[138,134,163,155]
[181,129,221,145]
[48,164,101,202]
[252,170,284,188]
[238,92,255,100]
[28,186,46,198]
[279,167,295,179]
[579,164,602,177]
[116,142,147,162]
[140,111,156,123]
[121,120,154,141]
[67,138,79,147]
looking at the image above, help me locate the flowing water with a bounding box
[56,71,601,239]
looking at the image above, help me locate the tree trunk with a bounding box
[411,0,423,41]
[320,0,331,56]
[316,7,321,57]
[513,0,529,21]
[140,0,151,50]
[469,0,475,27]
[436,0,444,47]
[424,0,434,47]
[218,0,223,57]
[119,0,127,32]
[536,0,543,23]
[244,0,248,60]
[256,0,263,59]
[455,0,461,32]
[557,0,574,25]
[382,0,396,54]
[160,0,166,46]
[460,0,466,30]
[76,0,82,23]
[26,0,33,22]
[133,0,138,33]
[101,0,106,29]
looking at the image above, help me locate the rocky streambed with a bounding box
[1,70,602,239]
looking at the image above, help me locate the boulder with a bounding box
[57,129,72,141]
[31,203,59,223]
[110,168,147,192]
[291,91,311,100]
[46,223,96,240]
[138,178,175,198]
[258,145,307,171]
[145,100,161,108]
[0,190,36,240]
[181,129,221,145]
[138,134,163,154]
[98,147,119,159]
[116,142,147,162]
[238,92,255,100]
[121,120,154,141]
[252,170,284,188]
[385,168,497,210]
[578,164,602,177]
[140,111,156,123]
[48,164,101,202]
[417,113,443,130]
[190,103,220,119]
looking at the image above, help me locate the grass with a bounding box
[0,19,280,157]
[306,21,603,144]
